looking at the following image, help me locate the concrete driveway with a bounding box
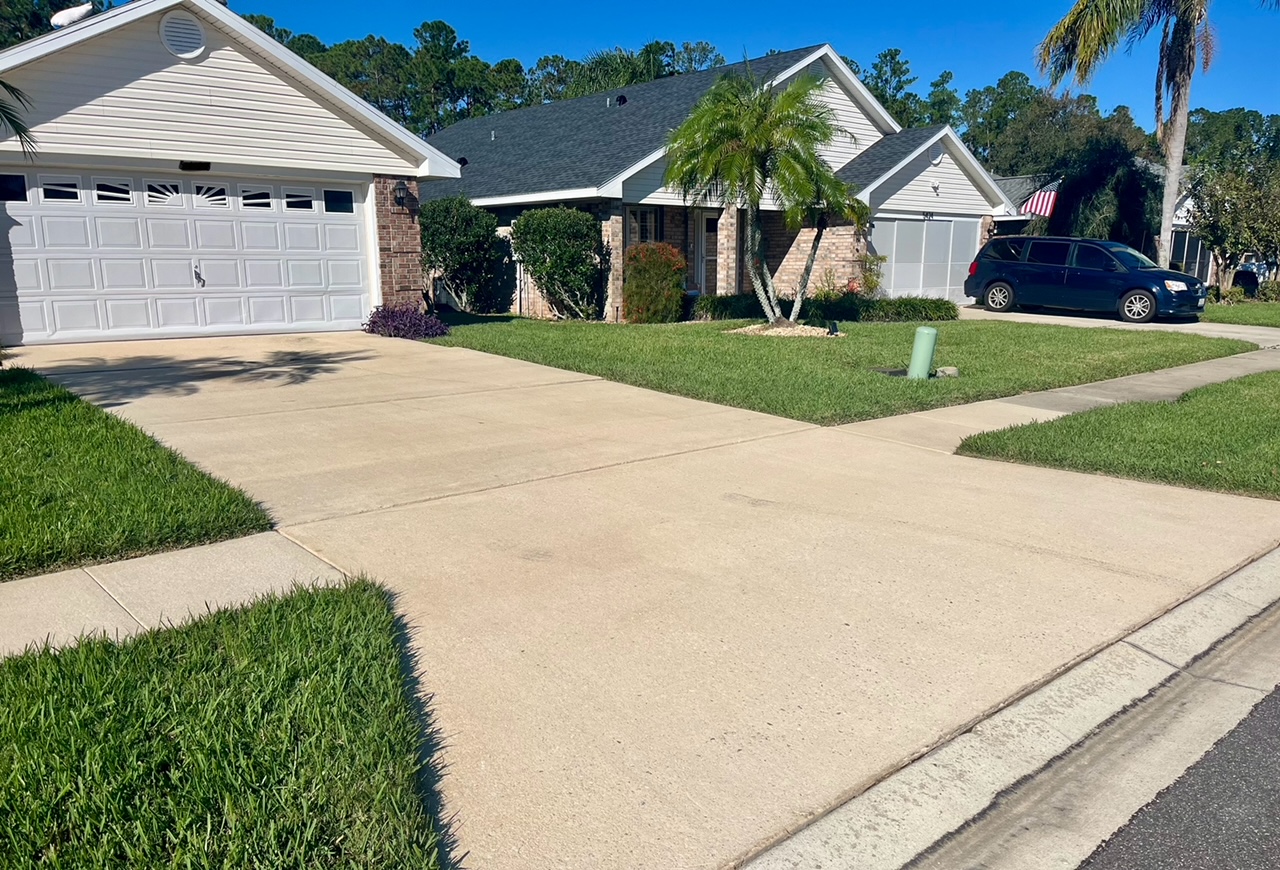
[15,332,1280,870]
[960,305,1280,347]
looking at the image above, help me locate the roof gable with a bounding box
[0,0,458,178]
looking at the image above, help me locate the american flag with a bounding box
[1022,180,1061,217]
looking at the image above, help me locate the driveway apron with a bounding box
[17,332,1280,870]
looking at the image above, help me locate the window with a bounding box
[93,178,134,205]
[627,206,657,246]
[0,173,27,202]
[239,185,273,210]
[193,182,230,209]
[1104,243,1159,270]
[39,176,81,203]
[283,187,315,211]
[145,181,183,207]
[705,216,717,235]
[981,238,1027,262]
[1026,240,1071,266]
[1072,244,1117,271]
[323,189,355,214]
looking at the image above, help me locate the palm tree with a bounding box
[1039,0,1279,268]
[665,71,864,324]
[0,79,35,155]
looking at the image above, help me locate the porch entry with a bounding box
[693,209,718,295]
[869,217,982,303]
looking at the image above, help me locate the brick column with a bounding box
[374,175,424,308]
[600,201,625,321]
[716,207,739,296]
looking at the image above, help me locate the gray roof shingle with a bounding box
[420,47,824,201]
[992,174,1050,207]
[834,124,946,190]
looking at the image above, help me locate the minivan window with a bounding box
[1073,245,1118,271]
[1103,244,1159,270]
[982,238,1027,262]
[1026,240,1071,266]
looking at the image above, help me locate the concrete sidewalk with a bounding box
[960,305,1280,348]
[9,332,1280,870]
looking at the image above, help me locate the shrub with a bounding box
[1258,281,1280,303]
[363,304,450,339]
[851,253,888,298]
[692,293,958,323]
[510,207,608,319]
[1213,284,1247,305]
[420,196,513,314]
[623,242,686,323]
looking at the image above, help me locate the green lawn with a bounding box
[0,368,271,581]
[430,317,1253,425]
[1202,302,1280,328]
[958,371,1280,500]
[0,579,441,868]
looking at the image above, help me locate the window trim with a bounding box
[627,205,658,247]
[238,184,275,211]
[0,171,29,204]
[282,186,316,212]
[38,174,83,204]
[144,179,185,208]
[91,176,136,207]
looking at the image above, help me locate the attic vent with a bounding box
[928,143,944,166]
[159,11,206,59]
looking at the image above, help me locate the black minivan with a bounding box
[963,236,1208,323]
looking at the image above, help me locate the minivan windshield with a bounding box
[1102,243,1159,270]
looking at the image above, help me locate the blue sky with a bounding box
[248,0,1280,126]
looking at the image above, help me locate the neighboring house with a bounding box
[990,174,1049,237]
[0,0,458,345]
[422,45,1015,317]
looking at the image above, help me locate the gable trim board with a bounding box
[0,0,458,179]
[0,0,447,344]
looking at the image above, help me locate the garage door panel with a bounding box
[242,222,281,250]
[922,263,950,295]
[156,297,199,328]
[146,219,192,249]
[47,259,96,291]
[249,296,287,324]
[204,297,244,326]
[286,260,324,288]
[51,299,100,331]
[194,220,237,249]
[105,298,151,330]
[101,259,148,290]
[43,216,91,248]
[96,217,144,249]
[284,223,321,252]
[8,171,369,342]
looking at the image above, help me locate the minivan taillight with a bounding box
[968,261,979,277]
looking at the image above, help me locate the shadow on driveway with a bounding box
[26,349,375,408]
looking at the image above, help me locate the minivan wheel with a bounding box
[1119,290,1157,323]
[983,282,1016,313]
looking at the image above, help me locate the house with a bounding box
[421,45,1016,317]
[0,0,457,345]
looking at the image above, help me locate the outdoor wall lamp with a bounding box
[393,179,409,207]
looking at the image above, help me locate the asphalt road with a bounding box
[1080,684,1280,870]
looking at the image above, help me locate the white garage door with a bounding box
[869,218,982,303]
[0,169,372,344]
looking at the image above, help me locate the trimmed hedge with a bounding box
[510,207,608,320]
[692,293,958,324]
[624,242,686,324]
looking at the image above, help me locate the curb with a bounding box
[741,542,1280,870]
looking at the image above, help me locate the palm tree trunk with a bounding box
[789,218,827,323]
[744,203,781,322]
[1156,19,1197,269]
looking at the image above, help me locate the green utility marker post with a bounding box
[906,326,938,380]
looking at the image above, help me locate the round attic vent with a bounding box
[159,11,206,59]
[928,143,944,166]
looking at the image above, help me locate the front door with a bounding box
[694,210,718,295]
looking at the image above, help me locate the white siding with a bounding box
[621,157,688,206]
[870,144,996,217]
[0,13,419,174]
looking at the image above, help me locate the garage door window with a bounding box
[323,189,355,214]
[239,185,273,210]
[93,179,134,206]
[283,188,315,211]
[145,181,183,208]
[0,173,27,202]
[40,176,81,203]
[193,183,230,209]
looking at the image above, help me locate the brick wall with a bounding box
[715,208,739,296]
[756,212,869,298]
[374,175,424,308]
[600,202,625,321]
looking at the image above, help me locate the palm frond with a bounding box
[0,79,36,157]
[1037,0,1150,87]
